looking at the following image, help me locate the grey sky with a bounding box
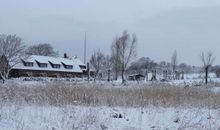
[1,0,220,66]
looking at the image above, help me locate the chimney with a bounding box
[63,53,68,59]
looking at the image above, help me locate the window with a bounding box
[65,65,73,69]
[35,60,48,68]
[39,63,47,68]
[61,62,73,69]
[53,64,61,68]
[79,65,86,69]
[49,62,61,68]
[24,62,34,67]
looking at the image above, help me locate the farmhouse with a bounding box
[9,55,87,78]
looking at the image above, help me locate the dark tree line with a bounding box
[26,43,58,57]
[127,57,157,74]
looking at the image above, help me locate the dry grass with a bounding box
[0,82,220,108]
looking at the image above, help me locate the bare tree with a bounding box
[201,51,215,84]
[127,57,156,74]
[111,39,121,80]
[26,43,58,57]
[0,55,9,83]
[103,55,113,71]
[158,61,171,71]
[90,49,105,82]
[171,50,178,79]
[102,55,113,81]
[111,30,137,83]
[0,34,26,82]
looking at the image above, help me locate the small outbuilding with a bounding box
[128,74,145,81]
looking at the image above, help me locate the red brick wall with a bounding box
[10,69,83,78]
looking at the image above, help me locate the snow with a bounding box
[212,87,220,93]
[58,58,74,66]
[0,105,219,130]
[1,73,220,129]
[72,58,86,66]
[48,59,62,65]
[160,73,220,87]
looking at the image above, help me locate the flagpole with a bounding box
[84,32,87,64]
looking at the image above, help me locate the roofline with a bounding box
[11,68,83,73]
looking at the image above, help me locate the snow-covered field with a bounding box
[1,73,220,130]
[1,105,220,130]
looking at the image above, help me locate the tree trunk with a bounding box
[122,69,125,84]
[205,66,208,84]
[107,69,110,82]
[0,73,5,84]
[145,70,148,81]
[94,74,97,83]
[181,71,184,80]
[6,70,10,79]
[114,68,118,80]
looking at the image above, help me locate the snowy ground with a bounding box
[5,72,219,87]
[1,73,220,130]
[1,105,220,130]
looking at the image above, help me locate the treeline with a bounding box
[89,31,217,84]
[0,31,219,84]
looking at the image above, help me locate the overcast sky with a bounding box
[1,0,220,66]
